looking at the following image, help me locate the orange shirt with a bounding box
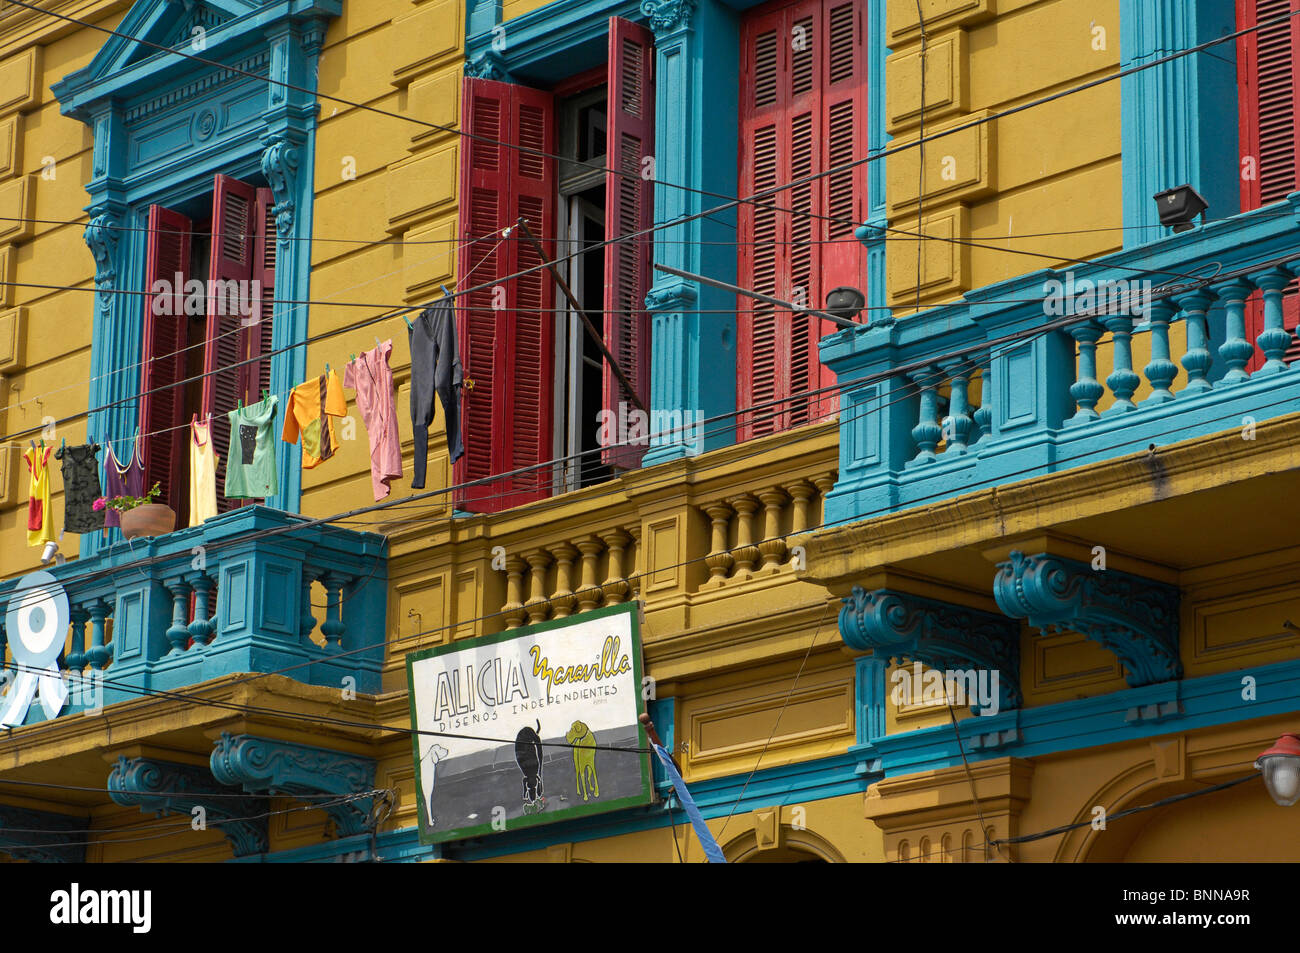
[281,369,348,468]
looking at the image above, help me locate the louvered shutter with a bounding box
[738,0,864,439]
[202,174,257,514]
[1238,0,1300,368]
[139,205,192,514]
[454,78,557,513]
[250,187,277,403]
[602,17,655,469]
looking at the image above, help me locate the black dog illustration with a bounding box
[514,720,545,811]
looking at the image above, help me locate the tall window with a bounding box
[139,174,277,518]
[454,17,655,513]
[1237,0,1300,365]
[736,0,867,441]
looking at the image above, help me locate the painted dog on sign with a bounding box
[515,720,545,810]
[567,720,599,801]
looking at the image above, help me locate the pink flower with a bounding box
[92,497,106,511]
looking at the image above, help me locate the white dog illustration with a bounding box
[419,742,450,826]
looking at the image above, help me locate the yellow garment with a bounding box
[189,416,219,526]
[24,446,55,547]
[281,369,348,468]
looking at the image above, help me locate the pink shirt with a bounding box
[345,341,403,500]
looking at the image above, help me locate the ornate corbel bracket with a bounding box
[640,0,696,35]
[0,804,86,863]
[464,49,512,82]
[108,756,269,857]
[83,208,121,319]
[839,586,1023,712]
[260,134,301,242]
[210,733,376,838]
[993,551,1181,687]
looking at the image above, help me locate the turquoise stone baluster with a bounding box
[1103,313,1139,412]
[66,605,89,672]
[1215,278,1255,385]
[908,368,942,465]
[1252,268,1293,375]
[300,567,319,646]
[86,599,112,671]
[1177,289,1217,394]
[941,360,972,454]
[972,353,993,445]
[165,579,191,655]
[188,573,215,646]
[320,572,348,649]
[1141,298,1179,404]
[1068,319,1104,423]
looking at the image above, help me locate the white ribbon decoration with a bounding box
[1,572,70,728]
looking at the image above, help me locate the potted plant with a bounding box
[94,482,175,539]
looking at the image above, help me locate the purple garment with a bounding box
[102,439,145,530]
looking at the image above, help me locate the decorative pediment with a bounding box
[51,0,340,121]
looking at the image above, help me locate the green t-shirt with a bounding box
[225,396,280,499]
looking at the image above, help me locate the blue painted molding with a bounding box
[108,755,270,856]
[840,586,1022,712]
[994,550,1181,687]
[0,805,86,863]
[1120,0,1239,247]
[821,196,1300,526]
[211,732,377,838]
[51,0,340,553]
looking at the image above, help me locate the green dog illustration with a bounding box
[567,720,599,801]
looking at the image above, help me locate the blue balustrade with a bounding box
[823,195,1300,526]
[0,506,387,724]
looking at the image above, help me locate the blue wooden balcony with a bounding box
[822,196,1300,525]
[0,506,387,724]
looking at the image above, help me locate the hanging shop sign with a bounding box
[0,570,70,727]
[406,601,653,844]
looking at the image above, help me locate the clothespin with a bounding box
[238,397,243,410]
[350,353,356,362]
[440,284,452,298]
[262,389,269,402]
[29,439,35,450]
[60,437,66,452]
[325,362,331,376]
[402,315,413,330]
[374,336,382,350]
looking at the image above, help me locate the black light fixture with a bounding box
[824,286,867,323]
[1153,185,1209,233]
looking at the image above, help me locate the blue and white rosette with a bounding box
[1,570,70,727]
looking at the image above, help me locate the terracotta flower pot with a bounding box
[119,503,177,540]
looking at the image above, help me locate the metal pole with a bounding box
[653,263,861,330]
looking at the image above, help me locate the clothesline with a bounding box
[20,298,466,550]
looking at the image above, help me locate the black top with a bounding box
[56,442,105,534]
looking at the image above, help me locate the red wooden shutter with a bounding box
[250,187,277,403]
[139,205,192,515]
[1238,0,1300,367]
[737,0,865,440]
[202,174,257,513]
[454,78,557,513]
[602,17,655,469]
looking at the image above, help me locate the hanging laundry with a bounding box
[408,299,463,489]
[282,368,348,469]
[102,436,145,532]
[226,394,280,498]
[345,341,403,502]
[24,445,55,548]
[56,442,105,534]
[189,415,219,526]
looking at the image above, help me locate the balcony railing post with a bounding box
[574,537,604,614]
[972,354,993,444]
[549,542,578,619]
[188,572,215,646]
[1141,298,1179,404]
[908,367,943,465]
[319,572,347,649]
[940,360,973,453]
[703,502,734,584]
[1177,288,1218,394]
[86,599,112,671]
[1102,313,1139,412]
[756,488,789,571]
[66,605,89,672]
[1068,319,1105,422]
[600,528,632,604]
[164,580,191,655]
[1251,268,1293,375]
[1215,277,1256,385]
[299,568,318,646]
[524,550,552,623]
[728,495,761,579]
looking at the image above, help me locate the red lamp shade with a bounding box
[1255,733,1300,807]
